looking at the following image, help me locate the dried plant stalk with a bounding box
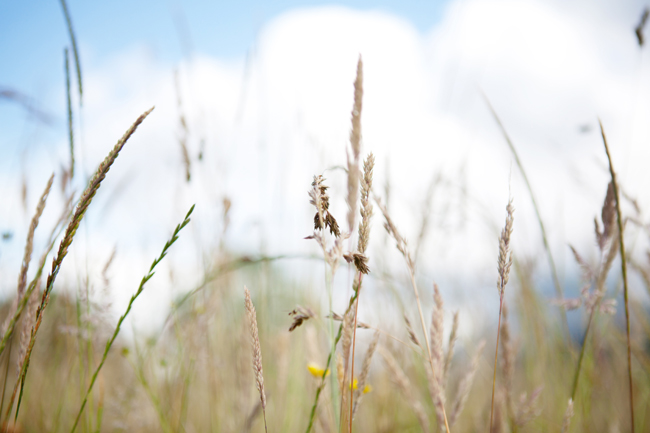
[245,286,268,433]
[600,120,634,433]
[348,152,375,432]
[499,302,514,423]
[490,199,514,433]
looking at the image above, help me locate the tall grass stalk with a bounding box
[71,204,194,432]
[600,120,634,433]
[4,107,154,425]
[59,0,82,106]
[490,200,514,433]
[348,153,374,433]
[65,48,74,179]
[245,286,268,433]
[376,197,451,432]
[483,95,570,341]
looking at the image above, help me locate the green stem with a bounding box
[70,205,194,433]
[304,288,360,433]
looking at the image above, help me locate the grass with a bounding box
[2,9,650,433]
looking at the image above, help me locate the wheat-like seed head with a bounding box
[497,200,515,297]
[1,175,54,338]
[357,152,374,255]
[596,182,616,251]
[244,286,266,410]
[429,284,446,431]
[403,314,421,348]
[346,56,364,235]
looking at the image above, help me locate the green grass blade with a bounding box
[70,205,195,433]
[59,0,83,106]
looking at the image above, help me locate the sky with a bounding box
[2,0,650,334]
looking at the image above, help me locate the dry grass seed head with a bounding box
[244,286,266,411]
[288,305,315,332]
[429,284,446,431]
[596,182,616,251]
[497,200,515,297]
[346,56,363,235]
[357,152,375,254]
[403,314,421,348]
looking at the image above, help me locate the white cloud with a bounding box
[3,0,650,334]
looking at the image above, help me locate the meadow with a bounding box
[2,2,650,433]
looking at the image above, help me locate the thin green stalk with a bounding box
[600,120,634,433]
[570,309,596,400]
[0,340,13,417]
[59,0,82,105]
[483,95,570,341]
[64,47,74,178]
[304,288,360,433]
[70,205,194,433]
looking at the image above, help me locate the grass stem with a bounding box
[70,205,194,433]
[600,120,634,433]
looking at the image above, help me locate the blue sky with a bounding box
[1,1,448,93]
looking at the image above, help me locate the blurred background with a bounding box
[2,1,650,430]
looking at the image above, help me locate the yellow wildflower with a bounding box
[307,363,330,377]
[350,379,372,394]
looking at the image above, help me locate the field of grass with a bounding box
[2,3,650,433]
